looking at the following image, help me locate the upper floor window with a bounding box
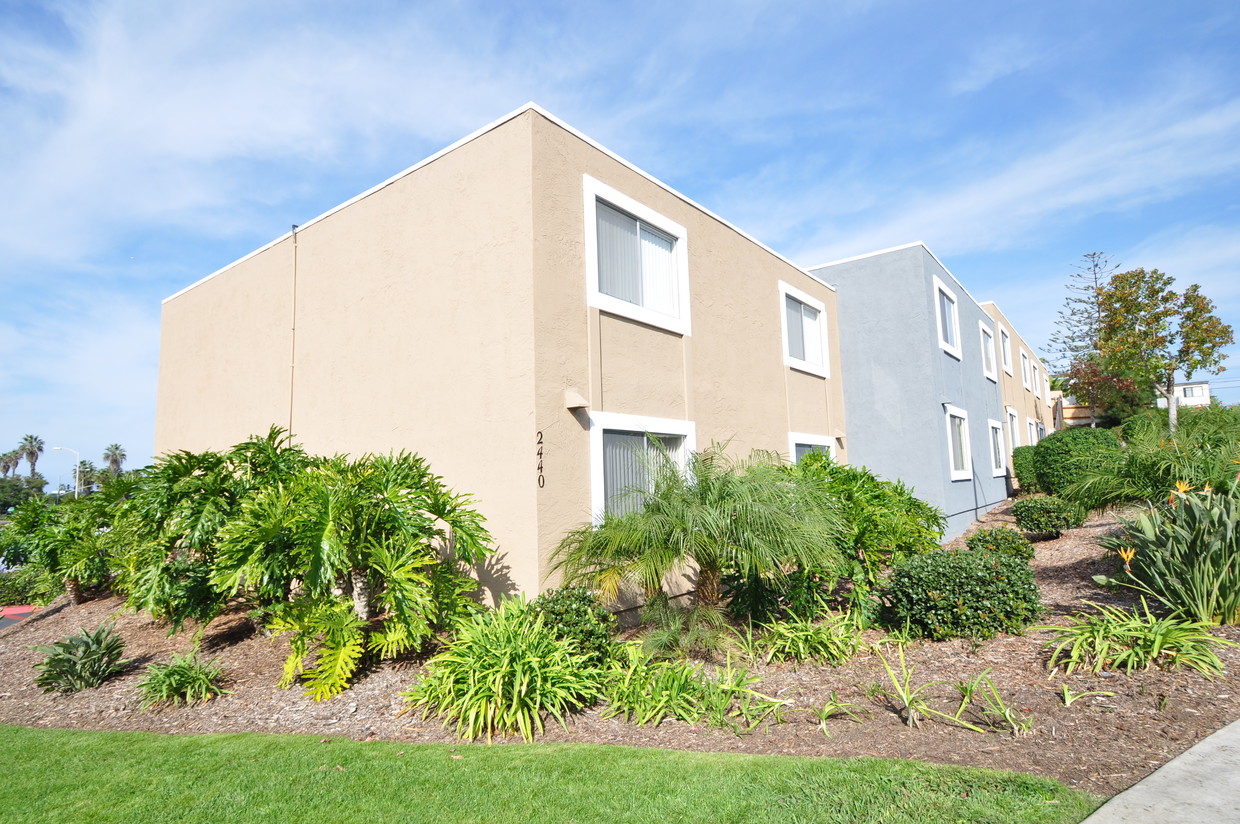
[779,281,829,378]
[933,276,962,359]
[584,175,691,336]
[944,404,971,481]
[999,326,1013,375]
[1020,351,1032,391]
[1031,361,1042,398]
[979,321,998,381]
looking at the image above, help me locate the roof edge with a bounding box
[165,101,832,303]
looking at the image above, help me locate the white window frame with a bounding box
[1006,406,1020,451]
[589,411,696,521]
[933,275,962,360]
[999,325,1013,375]
[778,281,830,378]
[1031,360,1042,398]
[978,320,998,382]
[1027,418,1038,446]
[583,175,691,337]
[1044,374,1052,406]
[987,419,1006,477]
[788,432,838,463]
[1020,350,1032,391]
[944,404,971,481]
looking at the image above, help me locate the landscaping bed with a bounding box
[1,503,1237,797]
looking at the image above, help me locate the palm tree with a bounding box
[0,451,13,477]
[102,443,126,476]
[553,445,847,607]
[19,434,44,477]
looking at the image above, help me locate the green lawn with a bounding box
[0,724,1099,823]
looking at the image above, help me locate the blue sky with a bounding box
[2,0,1239,478]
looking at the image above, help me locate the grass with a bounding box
[0,725,1098,824]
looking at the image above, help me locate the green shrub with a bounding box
[640,598,731,661]
[1036,600,1235,675]
[0,564,59,607]
[1011,496,1085,538]
[601,643,784,731]
[138,649,231,709]
[33,624,128,693]
[964,527,1035,560]
[1070,408,1240,509]
[1098,486,1240,624]
[788,454,944,593]
[1031,427,1122,496]
[881,550,1043,641]
[759,614,859,665]
[403,599,601,742]
[1011,446,1041,493]
[723,567,836,623]
[531,586,617,667]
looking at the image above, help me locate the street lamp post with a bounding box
[52,446,80,498]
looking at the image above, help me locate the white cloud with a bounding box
[949,36,1040,95]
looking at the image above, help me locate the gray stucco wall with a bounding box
[812,244,1008,539]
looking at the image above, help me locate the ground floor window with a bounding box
[590,411,696,520]
[788,432,837,463]
[988,420,1006,477]
[944,404,971,481]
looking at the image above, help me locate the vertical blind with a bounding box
[939,290,956,347]
[602,430,683,516]
[596,200,677,316]
[785,296,822,365]
[950,414,967,473]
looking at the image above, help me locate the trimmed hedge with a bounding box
[1031,427,1122,496]
[881,549,1043,641]
[1011,446,1041,494]
[530,586,617,667]
[964,526,1035,560]
[1011,495,1085,538]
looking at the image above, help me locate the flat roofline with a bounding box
[165,102,831,304]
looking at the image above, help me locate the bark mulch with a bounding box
[1,502,1236,797]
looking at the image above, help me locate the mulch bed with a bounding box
[1,501,1237,797]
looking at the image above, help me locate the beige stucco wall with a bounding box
[157,114,543,598]
[157,106,848,598]
[155,240,296,453]
[526,113,847,588]
[981,302,1054,455]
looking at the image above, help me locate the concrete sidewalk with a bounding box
[1080,717,1240,823]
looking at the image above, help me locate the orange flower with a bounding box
[1117,546,1135,574]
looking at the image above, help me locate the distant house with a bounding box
[1156,381,1212,409]
[809,243,1048,538]
[155,104,848,598]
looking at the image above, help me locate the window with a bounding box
[1031,361,1041,398]
[1044,374,1052,405]
[589,411,695,519]
[979,321,997,381]
[1027,418,1038,446]
[584,175,691,336]
[789,432,837,463]
[1037,422,1046,441]
[988,420,1006,477]
[933,276,961,359]
[1183,385,1204,398]
[1006,406,1020,451]
[999,326,1013,375]
[944,404,971,481]
[779,281,829,377]
[1020,351,1032,391]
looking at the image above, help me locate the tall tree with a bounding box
[19,434,44,477]
[1049,252,1120,374]
[102,443,126,476]
[1098,268,1235,433]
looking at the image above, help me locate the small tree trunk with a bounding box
[349,568,373,623]
[696,565,722,607]
[1163,378,1179,435]
[64,577,85,606]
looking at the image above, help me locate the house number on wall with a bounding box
[536,431,545,488]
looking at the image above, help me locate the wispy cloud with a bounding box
[949,36,1041,95]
